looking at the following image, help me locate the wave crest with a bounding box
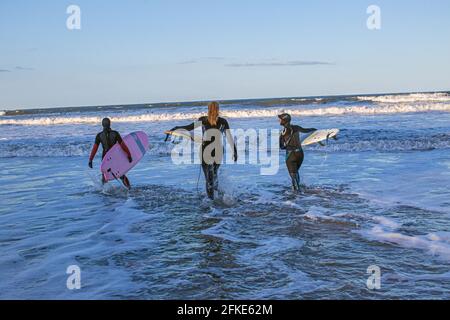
[357,93,450,104]
[0,141,173,158]
[1,136,449,158]
[2,103,450,126]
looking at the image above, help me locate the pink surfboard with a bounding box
[101,131,150,182]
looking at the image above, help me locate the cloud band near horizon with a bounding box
[225,60,334,67]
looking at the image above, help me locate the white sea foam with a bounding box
[371,216,401,229]
[0,140,173,158]
[357,93,450,104]
[357,216,450,262]
[304,206,336,222]
[2,103,450,126]
[0,111,5,116]
[361,228,450,261]
[1,135,449,158]
[0,198,153,299]
[306,138,450,152]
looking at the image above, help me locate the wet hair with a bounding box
[208,102,219,126]
[102,118,111,129]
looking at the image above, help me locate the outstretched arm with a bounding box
[166,120,203,141]
[175,123,195,132]
[296,126,317,134]
[170,120,202,132]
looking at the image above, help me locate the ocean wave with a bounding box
[2,103,450,126]
[0,111,5,116]
[305,137,450,152]
[357,92,450,104]
[1,135,449,158]
[0,141,173,158]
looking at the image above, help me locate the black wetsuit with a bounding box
[95,130,123,159]
[280,125,316,190]
[176,116,236,199]
[90,129,132,187]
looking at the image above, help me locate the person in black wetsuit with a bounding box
[278,113,317,191]
[168,102,238,200]
[88,118,133,189]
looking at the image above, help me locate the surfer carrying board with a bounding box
[88,118,133,189]
[167,102,238,200]
[278,113,317,191]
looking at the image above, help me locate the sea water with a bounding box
[0,92,449,299]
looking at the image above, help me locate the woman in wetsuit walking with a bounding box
[278,113,317,191]
[168,102,238,200]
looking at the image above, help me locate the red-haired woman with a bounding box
[168,102,238,199]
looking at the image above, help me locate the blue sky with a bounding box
[0,0,449,109]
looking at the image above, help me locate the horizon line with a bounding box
[2,89,450,112]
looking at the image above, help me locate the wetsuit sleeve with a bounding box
[175,122,196,131]
[117,133,132,158]
[294,125,317,133]
[89,134,100,161]
[89,144,99,161]
[174,117,204,132]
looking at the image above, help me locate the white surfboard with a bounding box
[302,129,340,146]
[165,130,203,144]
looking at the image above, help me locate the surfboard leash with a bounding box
[196,165,202,196]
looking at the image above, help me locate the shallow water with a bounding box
[1,92,449,299]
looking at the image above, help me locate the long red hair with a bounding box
[207,102,219,126]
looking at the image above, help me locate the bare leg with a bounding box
[120,175,131,189]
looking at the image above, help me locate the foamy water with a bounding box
[357,92,450,103]
[2,102,450,126]
[1,92,449,299]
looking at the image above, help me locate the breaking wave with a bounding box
[2,103,450,126]
[357,92,450,104]
[1,135,449,158]
[306,137,450,152]
[0,140,173,158]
